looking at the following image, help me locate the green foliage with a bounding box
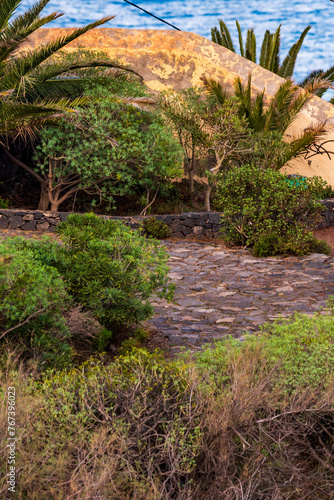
[0,196,9,208]
[0,214,173,367]
[0,236,72,369]
[159,88,213,191]
[252,231,331,257]
[34,95,182,211]
[215,165,325,254]
[2,310,334,498]
[142,217,171,239]
[195,305,334,392]
[0,0,119,135]
[54,213,173,331]
[211,19,311,79]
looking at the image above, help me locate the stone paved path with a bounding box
[150,240,334,354]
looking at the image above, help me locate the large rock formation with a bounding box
[23,28,334,185]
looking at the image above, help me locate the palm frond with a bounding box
[200,75,230,106]
[0,12,64,60]
[245,28,256,62]
[211,27,222,46]
[235,21,244,57]
[268,25,281,74]
[2,16,115,92]
[259,30,270,68]
[278,26,311,79]
[219,20,235,52]
[286,122,332,161]
[0,0,21,32]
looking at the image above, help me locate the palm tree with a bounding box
[201,73,332,155]
[211,20,311,79]
[0,0,141,135]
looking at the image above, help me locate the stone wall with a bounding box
[1,203,334,238]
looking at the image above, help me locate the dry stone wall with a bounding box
[1,202,334,238]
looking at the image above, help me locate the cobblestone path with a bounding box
[150,240,334,354]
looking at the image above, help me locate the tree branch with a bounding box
[0,308,47,340]
[1,145,45,184]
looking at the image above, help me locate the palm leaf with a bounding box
[236,20,244,57]
[2,16,115,92]
[259,30,270,68]
[286,122,332,161]
[245,28,255,61]
[200,75,230,106]
[268,25,281,74]
[0,0,21,32]
[0,12,64,65]
[278,26,311,78]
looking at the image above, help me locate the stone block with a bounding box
[171,221,181,230]
[193,225,205,235]
[34,211,44,220]
[45,217,59,226]
[180,213,192,220]
[161,215,174,224]
[58,212,68,221]
[23,214,34,221]
[22,220,36,231]
[182,226,192,235]
[0,217,9,229]
[196,219,209,226]
[209,212,222,224]
[0,210,14,217]
[172,231,185,239]
[36,221,50,231]
[205,229,213,238]
[9,216,24,229]
[182,218,196,227]
[188,212,202,219]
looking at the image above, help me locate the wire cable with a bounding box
[122,0,181,31]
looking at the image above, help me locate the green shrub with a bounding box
[194,307,334,392]
[0,196,8,208]
[2,310,334,499]
[0,237,72,369]
[142,217,171,239]
[215,165,325,254]
[0,215,173,368]
[55,213,173,333]
[0,350,202,498]
[253,231,331,257]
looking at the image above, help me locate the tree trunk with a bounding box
[204,184,212,212]
[189,169,194,194]
[38,184,50,211]
[189,153,195,194]
[50,201,61,211]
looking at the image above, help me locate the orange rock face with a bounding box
[23,28,334,186]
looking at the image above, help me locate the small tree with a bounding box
[159,88,211,193]
[32,95,182,212]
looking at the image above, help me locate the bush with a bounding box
[0,196,8,208]
[0,214,173,368]
[253,231,331,257]
[215,165,326,255]
[0,237,72,369]
[142,217,171,239]
[1,309,334,498]
[54,214,173,334]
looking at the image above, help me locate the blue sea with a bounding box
[20,1,334,84]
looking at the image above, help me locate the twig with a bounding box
[0,308,47,340]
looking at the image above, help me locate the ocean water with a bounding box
[20,1,334,84]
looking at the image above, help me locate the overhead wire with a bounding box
[122,0,181,31]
